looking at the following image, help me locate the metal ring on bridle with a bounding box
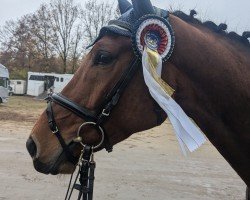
[76,122,105,150]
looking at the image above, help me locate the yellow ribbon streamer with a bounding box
[146,48,175,96]
[146,47,204,141]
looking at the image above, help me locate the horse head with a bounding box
[26,0,250,188]
[26,0,169,174]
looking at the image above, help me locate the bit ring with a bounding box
[76,122,105,150]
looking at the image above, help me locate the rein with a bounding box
[64,145,96,200]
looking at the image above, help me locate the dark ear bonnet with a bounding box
[87,5,170,47]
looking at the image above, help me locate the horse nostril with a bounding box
[26,137,37,158]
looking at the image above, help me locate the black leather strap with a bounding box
[50,94,98,122]
[153,100,164,125]
[96,58,140,152]
[101,58,140,108]
[46,101,78,164]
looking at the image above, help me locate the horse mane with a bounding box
[172,10,250,49]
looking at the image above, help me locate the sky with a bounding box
[0,0,250,34]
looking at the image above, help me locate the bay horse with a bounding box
[26,0,250,198]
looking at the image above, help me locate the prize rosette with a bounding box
[132,15,175,62]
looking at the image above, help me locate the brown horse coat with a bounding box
[27,1,250,193]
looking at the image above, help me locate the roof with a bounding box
[0,63,9,78]
[28,71,73,77]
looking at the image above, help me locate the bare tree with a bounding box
[0,0,118,77]
[0,16,37,68]
[29,4,56,72]
[70,24,82,73]
[0,20,18,52]
[49,0,81,73]
[81,0,117,45]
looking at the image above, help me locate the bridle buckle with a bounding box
[101,108,110,117]
[52,127,59,134]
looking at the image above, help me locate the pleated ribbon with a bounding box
[142,47,206,154]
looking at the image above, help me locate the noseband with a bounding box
[46,58,140,164]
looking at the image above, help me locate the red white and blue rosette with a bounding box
[132,15,175,62]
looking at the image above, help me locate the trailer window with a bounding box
[29,75,44,81]
[17,81,22,85]
[56,77,59,82]
[60,78,64,82]
[0,77,8,88]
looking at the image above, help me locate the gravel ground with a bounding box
[0,96,246,200]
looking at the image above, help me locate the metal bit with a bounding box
[73,136,82,143]
[90,153,94,162]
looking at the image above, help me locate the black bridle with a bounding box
[46,58,142,199]
[45,55,163,200]
[46,57,140,164]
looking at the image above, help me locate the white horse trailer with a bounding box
[0,64,10,103]
[9,80,27,95]
[27,72,73,97]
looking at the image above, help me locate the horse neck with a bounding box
[162,15,250,185]
[169,15,250,95]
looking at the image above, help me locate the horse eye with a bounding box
[94,51,114,66]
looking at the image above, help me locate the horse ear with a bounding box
[131,0,155,19]
[118,0,132,14]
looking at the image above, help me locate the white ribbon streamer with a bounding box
[142,48,206,154]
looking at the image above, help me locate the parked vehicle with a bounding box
[27,72,73,97]
[0,64,10,103]
[9,80,27,95]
